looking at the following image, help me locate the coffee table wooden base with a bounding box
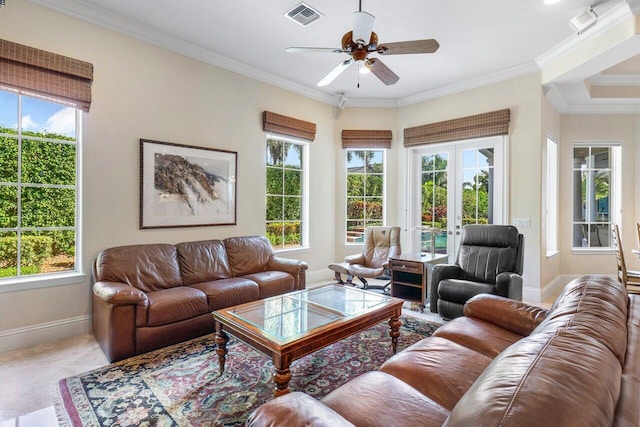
[213,314,402,397]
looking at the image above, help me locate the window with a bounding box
[346,149,384,243]
[546,136,558,255]
[0,89,80,280]
[266,136,307,250]
[572,143,620,249]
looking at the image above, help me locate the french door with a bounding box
[407,136,506,260]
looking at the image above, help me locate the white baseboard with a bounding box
[0,315,91,353]
[306,268,334,285]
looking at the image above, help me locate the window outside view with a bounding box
[0,90,78,279]
[266,137,304,249]
[346,150,384,243]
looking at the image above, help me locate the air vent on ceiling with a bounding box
[285,2,322,27]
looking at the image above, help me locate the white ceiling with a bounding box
[27,0,640,111]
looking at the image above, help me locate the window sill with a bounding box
[546,250,559,259]
[275,247,310,257]
[571,248,615,255]
[0,271,86,293]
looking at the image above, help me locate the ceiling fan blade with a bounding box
[353,11,375,44]
[365,58,399,85]
[378,39,440,55]
[318,59,353,87]
[286,47,344,53]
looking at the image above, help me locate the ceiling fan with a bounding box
[286,0,440,87]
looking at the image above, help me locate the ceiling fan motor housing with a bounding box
[342,31,378,62]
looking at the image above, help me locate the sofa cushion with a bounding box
[438,279,495,304]
[189,278,260,310]
[444,328,622,427]
[224,236,274,277]
[533,275,629,364]
[380,336,493,411]
[434,316,523,358]
[322,371,449,427]
[243,271,295,298]
[176,240,232,285]
[145,287,208,326]
[95,244,182,292]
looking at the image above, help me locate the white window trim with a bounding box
[546,134,559,257]
[345,149,386,246]
[571,141,620,252]
[0,94,83,289]
[266,133,309,252]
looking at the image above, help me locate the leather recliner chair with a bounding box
[430,224,524,319]
[329,226,401,291]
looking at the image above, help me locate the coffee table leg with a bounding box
[214,323,229,375]
[273,355,292,397]
[389,316,402,354]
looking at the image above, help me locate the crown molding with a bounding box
[589,74,640,86]
[396,61,540,107]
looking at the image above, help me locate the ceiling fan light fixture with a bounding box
[352,11,375,44]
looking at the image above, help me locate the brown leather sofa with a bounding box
[92,236,308,362]
[247,275,639,426]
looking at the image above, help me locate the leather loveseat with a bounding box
[92,235,308,362]
[247,275,639,426]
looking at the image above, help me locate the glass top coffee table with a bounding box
[212,284,404,397]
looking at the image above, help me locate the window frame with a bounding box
[345,148,386,245]
[546,135,559,257]
[265,134,309,253]
[571,142,620,252]
[0,90,85,292]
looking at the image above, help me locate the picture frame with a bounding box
[140,139,237,229]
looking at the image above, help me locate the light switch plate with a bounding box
[512,218,531,228]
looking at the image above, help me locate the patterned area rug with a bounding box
[56,316,440,426]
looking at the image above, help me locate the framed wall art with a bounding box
[140,139,237,228]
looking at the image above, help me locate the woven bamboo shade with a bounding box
[342,129,392,149]
[404,109,510,147]
[0,39,94,112]
[263,111,317,141]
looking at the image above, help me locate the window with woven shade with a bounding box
[0,39,94,112]
[262,111,316,141]
[404,109,510,147]
[341,130,391,243]
[0,39,90,289]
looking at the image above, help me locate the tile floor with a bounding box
[0,278,535,426]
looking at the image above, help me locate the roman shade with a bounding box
[0,39,94,112]
[263,111,317,141]
[404,109,510,147]
[342,129,392,149]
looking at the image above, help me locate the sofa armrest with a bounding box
[246,392,354,427]
[93,281,148,307]
[495,272,523,301]
[463,294,549,336]
[268,257,308,276]
[267,257,309,290]
[429,264,463,313]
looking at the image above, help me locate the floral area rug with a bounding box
[56,316,440,427]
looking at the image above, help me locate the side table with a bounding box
[389,252,448,312]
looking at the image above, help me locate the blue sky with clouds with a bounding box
[0,90,76,138]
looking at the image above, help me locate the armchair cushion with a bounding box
[437,279,496,304]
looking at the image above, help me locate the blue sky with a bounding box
[0,90,76,137]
